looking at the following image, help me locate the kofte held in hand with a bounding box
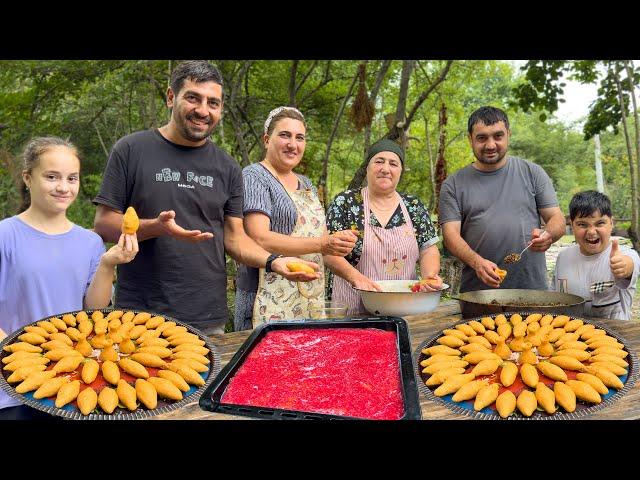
[121,207,140,234]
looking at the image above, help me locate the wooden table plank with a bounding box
[154,300,640,420]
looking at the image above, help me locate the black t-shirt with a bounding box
[93,129,243,328]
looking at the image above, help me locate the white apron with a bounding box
[252,185,325,327]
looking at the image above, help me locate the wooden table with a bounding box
[154,300,640,420]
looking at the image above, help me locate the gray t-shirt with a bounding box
[552,242,640,320]
[236,163,315,292]
[439,156,559,292]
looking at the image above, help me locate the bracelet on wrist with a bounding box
[265,253,284,273]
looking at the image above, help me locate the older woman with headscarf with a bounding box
[324,138,442,315]
[234,106,358,330]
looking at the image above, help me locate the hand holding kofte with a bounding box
[494,268,507,283]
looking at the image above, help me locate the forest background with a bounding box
[1,60,638,329]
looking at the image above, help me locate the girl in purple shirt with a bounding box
[0,137,139,414]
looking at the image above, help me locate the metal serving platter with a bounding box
[0,309,221,420]
[200,316,421,420]
[413,312,638,420]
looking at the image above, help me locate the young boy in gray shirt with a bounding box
[552,190,640,320]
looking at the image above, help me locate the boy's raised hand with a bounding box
[609,239,634,279]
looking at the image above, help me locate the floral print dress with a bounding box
[325,189,439,299]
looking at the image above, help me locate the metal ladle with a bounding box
[503,230,548,264]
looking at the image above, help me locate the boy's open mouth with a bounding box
[586,237,601,245]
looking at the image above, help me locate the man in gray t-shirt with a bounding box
[438,106,566,293]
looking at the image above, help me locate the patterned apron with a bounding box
[332,187,420,316]
[252,185,325,327]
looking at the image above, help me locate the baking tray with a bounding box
[0,308,221,420]
[413,312,638,420]
[199,317,421,420]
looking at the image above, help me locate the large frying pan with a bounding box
[454,289,585,319]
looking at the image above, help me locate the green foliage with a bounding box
[66,195,97,230]
[509,111,595,213]
[1,60,529,217]
[0,165,19,218]
[509,60,639,142]
[598,126,637,219]
[582,64,629,140]
[67,173,103,230]
[2,59,639,324]
[80,173,103,199]
[1,59,635,222]
[510,60,570,118]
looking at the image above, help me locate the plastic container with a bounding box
[308,300,348,319]
[199,317,421,420]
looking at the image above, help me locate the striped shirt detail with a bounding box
[236,162,315,292]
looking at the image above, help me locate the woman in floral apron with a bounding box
[325,139,443,316]
[234,107,358,329]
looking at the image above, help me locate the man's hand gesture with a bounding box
[157,210,214,243]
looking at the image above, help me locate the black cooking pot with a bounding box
[454,289,585,319]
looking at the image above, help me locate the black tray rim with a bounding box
[413,312,639,420]
[0,308,221,420]
[199,316,422,420]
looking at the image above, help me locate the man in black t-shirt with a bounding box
[93,61,319,334]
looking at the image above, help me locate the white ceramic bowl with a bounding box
[357,280,449,317]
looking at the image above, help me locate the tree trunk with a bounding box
[93,122,110,158]
[613,66,640,250]
[349,60,453,190]
[127,81,134,135]
[347,61,392,190]
[225,61,253,167]
[350,60,415,190]
[318,68,359,208]
[299,61,332,105]
[360,60,391,174]
[167,60,173,122]
[234,102,263,160]
[289,60,299,107]
[227,108,251,167]
[149,75,157,128]
[594,134,604,193]
[441,255,464,296]
[424,114,436,211]
[404,60,454,127]
[434,103,448,217]
[388,60,415,144]
[624,60,640,213]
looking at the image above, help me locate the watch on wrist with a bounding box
[265,253,284,273]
